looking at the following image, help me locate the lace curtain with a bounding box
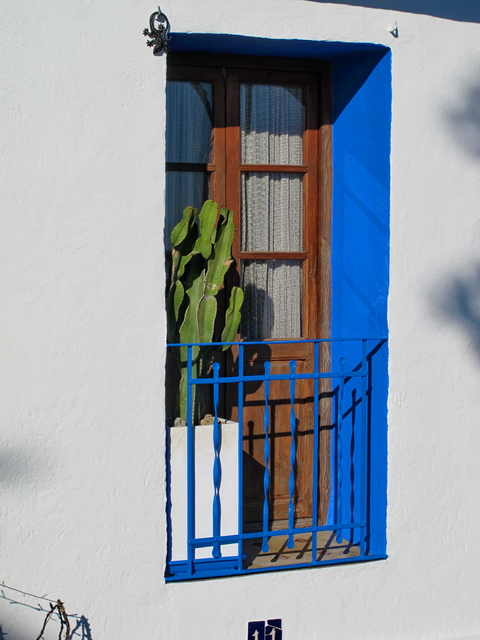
[240,84,305,339]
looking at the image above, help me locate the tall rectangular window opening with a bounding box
[165,51,389,581]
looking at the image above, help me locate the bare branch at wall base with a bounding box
[35,600,71,640]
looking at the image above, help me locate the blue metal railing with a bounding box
[166,337,387,581]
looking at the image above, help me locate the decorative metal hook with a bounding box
[143,6,171,55]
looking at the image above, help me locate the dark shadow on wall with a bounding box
[71,616,93,640]
[432,266,480,359]
[446,72,480,158]
[0,623,29,640]
[433,68,480,350]
[0,448,43,487]
[301,0,480,23]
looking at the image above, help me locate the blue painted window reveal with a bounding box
[165,37,390,580]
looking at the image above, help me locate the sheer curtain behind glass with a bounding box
[240,84,305,339]
[240,84,304,165]
[165,81,212,244]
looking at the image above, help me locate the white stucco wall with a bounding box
[2,1,480,639]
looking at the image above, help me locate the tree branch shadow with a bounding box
[431,265,480,358]
[0,586,93,640]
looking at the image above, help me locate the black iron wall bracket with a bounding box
[144,6,171,55]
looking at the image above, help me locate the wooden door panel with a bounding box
[242,368,314,522]
[223,68,327,528]
[166,55,333,531]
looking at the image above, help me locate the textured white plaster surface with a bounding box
[2,0,480,639]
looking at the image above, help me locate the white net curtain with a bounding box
[241,172,303,339]
[240,84,305,340]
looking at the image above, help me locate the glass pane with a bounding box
[240,84,304,165]
[241,173,303,251]
[166,81,213,163]
[165,171,210,246]
[241,260,303,339]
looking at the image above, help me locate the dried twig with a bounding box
[57,600,71,640]
[35,600,71,640]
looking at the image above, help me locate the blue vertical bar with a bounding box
[187,346,195,576]
[212,362,221,559]
[262,360,271,553]
[287,360,297,549]
[336,356,346,544]
[237,344,244,572]
[311,341,320,563]
[360,339,368,556]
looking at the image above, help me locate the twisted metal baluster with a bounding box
[186,346,195,574]
[360,339,368,556]
[262,361,271,553]
[237,344,245,570]
[311,340,320,562]
[336,356,346,544]
[287,360,297,549]
[212,362,221,559]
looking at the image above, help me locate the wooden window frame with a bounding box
[166,52,332,342]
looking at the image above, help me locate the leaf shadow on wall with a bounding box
[433,71,480,351]
[432,267,480,359]
[446,77,480,158]
[0,448,42,488]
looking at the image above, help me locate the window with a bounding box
[166,53,331,343]
[165,51,388,581]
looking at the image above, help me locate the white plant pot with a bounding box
[168,420,239,561]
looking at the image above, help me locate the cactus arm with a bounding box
[168,211,196,341]
[168,200,243,424]
[204,208,235,296]
[195,200,218,259]
[166,280,185,343]
[177,269,203,423]
[221,286,244,347]
[198,295,217,344]
[176,220,199,278]
[177,373,188,423]
[179,271,203,346]
[173,280,185,319]
[171,205,196,247]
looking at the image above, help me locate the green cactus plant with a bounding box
[167,200,244,424]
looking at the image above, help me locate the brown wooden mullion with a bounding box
[166,162,216,172]
[225,69,242,260]
[240,164,307,173]
[302,74,320,340]
[318,66,333,343]
[239,252,307,260]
